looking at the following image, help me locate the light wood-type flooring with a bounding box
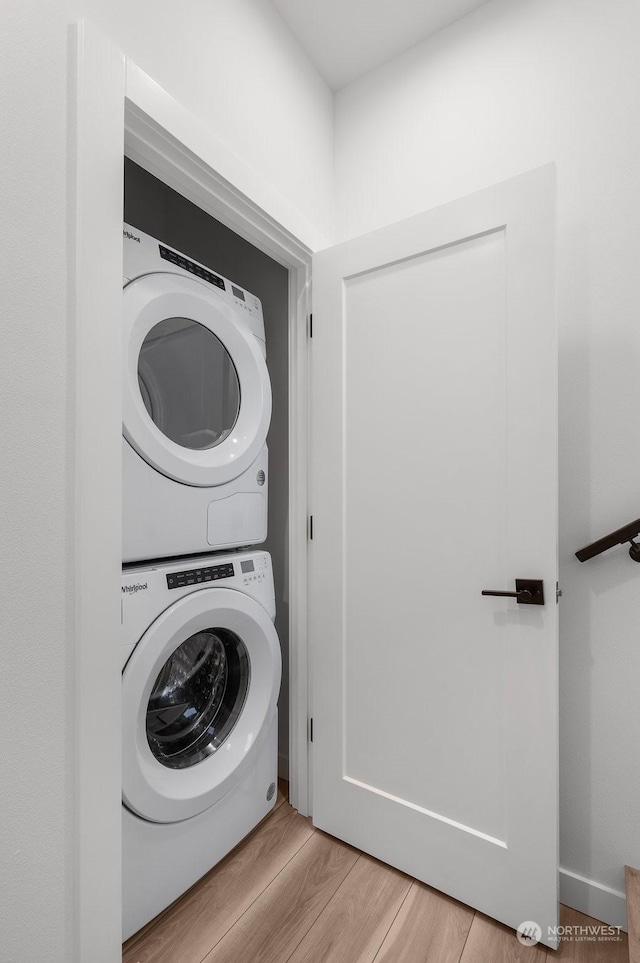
[123,783,629,963]
[626,866,640,963]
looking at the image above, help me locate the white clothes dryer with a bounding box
[122,224,272,562]
[121,549,281,941]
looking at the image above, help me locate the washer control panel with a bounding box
[166,562,234,590]
[122,551,276,660]
[240,554,269,586]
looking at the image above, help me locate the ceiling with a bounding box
[271,0,494,91]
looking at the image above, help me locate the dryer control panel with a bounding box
[159,245,226,291]
[123,223,266,344]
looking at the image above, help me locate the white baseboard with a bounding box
[560,867,627,931]
[278,752,289,782]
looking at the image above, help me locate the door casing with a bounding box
[73,20,312,960]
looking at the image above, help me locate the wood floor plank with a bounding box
[122,802,314,963]
[374,880,475,963]
[459,912,548,962]
[275,778,289,810]
[287,852,412,963]
[554,905,629,962]
[627,865,640,963]
[201,830,359,963]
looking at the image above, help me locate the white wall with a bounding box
[0,2,332,960]
[91,0,334,247]
[335,0,640,903]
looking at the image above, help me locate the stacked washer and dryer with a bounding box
[121,225,281,941]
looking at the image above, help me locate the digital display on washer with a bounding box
[232,285,245,301]
[240,560,255,573]
[166,562,235,590]
[158,245,225,291]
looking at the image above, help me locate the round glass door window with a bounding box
[146,628,250,770]
[138,317,241,451]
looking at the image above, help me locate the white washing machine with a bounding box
[121,549,281,941]
[122,224,272,562]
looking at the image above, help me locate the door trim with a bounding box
[72,19,312,959]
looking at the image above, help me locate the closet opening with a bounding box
[123,157,294,785]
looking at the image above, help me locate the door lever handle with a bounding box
[482,579,545,606]
[482,588,532,600]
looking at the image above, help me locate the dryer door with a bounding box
[122,587,281,824]
[122,273,272,487]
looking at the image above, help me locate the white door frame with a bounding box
[72,20,312,961]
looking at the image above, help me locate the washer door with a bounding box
[122,588,281,824]
[123,273,272,487]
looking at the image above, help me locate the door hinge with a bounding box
[556,582,562,603]
[309,515,314,540]
[309,718,314,742]
[309,313,313,338]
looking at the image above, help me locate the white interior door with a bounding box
[310,166,558,946]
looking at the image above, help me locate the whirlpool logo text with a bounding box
[122,582,148,595]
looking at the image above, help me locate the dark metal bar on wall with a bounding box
[575,517,640,563]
